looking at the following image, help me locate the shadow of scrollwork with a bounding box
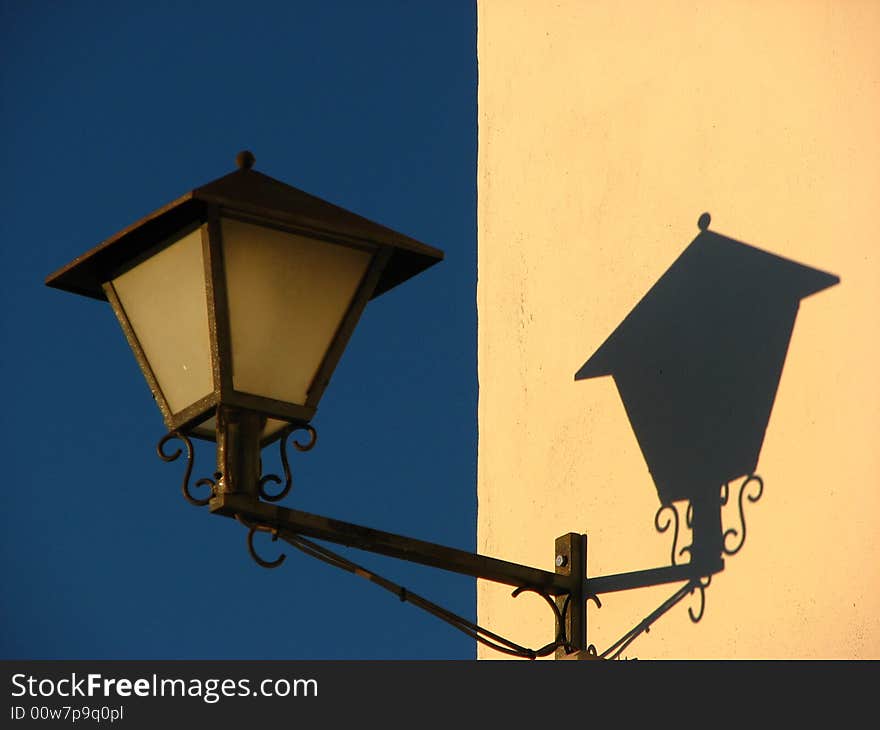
[722,474,764,556]
[654,503,690,566]
[654,477,765,570]
[650,476,763,630]
[688,575,711,623]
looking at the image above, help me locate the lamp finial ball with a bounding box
[236,150,256,170]
[698,212,711,231]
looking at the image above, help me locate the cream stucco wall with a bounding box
[477,0,880,658]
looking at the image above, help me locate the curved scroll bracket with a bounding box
[157,432,217,507]
[511,587,572,657]
[722,474,763,556]
[258,425,318,502]
[235,514,286,569]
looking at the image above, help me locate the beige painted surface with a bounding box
[477,0,880,658]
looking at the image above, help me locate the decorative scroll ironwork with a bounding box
[235,514,286,569]
[258,425,318,502]
[722,474,763,556]
[156,432,217,507]
[655,503,690,566]
[511,587,573,656]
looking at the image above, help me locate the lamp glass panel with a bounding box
[221,217,372,406]
[112,227,214,413]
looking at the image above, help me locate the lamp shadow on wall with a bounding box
[575,213,839,570]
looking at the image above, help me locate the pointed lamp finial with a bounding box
[236,150,256,171]
[698,212,711,231]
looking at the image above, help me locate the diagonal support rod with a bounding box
[211,493,571,595]
[278,531,567,659]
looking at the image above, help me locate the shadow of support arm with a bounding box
[586,559,722,596]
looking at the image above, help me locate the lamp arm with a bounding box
[157,434,754,659]
[210,492,571,595]
[212,492,722,597]
[210,492,725,659]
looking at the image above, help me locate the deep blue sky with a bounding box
[1,1,477,659]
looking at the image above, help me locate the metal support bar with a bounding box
[555,533,587,658]
[211,493,570,595]
[278,532,565,659]
[216,407,265,498]
[212,494,721,598]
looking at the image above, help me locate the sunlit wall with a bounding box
[477,0,879,659]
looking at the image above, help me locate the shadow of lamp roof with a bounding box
[575,213,839,506]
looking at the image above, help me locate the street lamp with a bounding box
[47,153,760,659]
[46,150,442,501]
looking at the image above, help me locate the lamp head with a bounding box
[46,152,444,443]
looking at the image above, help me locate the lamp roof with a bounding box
[45,153,444,301]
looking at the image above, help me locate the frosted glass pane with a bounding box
[221,218,372,405]
[113,227,213,413]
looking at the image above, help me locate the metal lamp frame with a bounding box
[46,153,762,659]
